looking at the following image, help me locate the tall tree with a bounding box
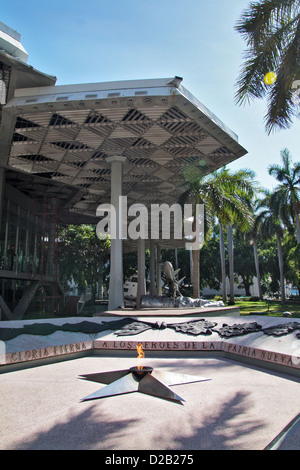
[237,196,265,300]
[256,191,286,303]
[233,236,257,296]
[235,0,300,133]
[178,168,256,301]
[58,225,110,298]
[250,200,265,300]
[178,180,214,298]
[212,168,256,304]
[268,148,300,243]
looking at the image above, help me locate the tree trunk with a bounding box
[174,248,178,270]
[219,223,227,303]
[98,258,103,300]
[294,208,300,244]
[192,248,200,298]
[276,230,286,304]
[252,235,263,300]
[242,276,251,296]
[227,225,235,304]
[189,249,193,285]
[191,213,200,299]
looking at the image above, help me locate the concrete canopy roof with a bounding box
[5,77,247,224]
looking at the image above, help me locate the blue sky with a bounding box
[2,0,299,190]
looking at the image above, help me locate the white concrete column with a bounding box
[47,199,57,278]
[156,244,162,296]
[0,168,5,235]
[136,237,146,308]
[190,249,193,284]
[149,239,156,296]
[106,156,126,310]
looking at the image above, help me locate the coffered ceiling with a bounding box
[5,77,247,222]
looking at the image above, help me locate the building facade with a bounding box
[0,22,247,319]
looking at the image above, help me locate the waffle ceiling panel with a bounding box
[5,77,247,218]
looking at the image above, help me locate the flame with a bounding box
[136,343,145,359]
[136,343,145,369]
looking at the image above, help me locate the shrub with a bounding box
[213,295,224,301]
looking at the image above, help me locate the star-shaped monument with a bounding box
[79,366,210,404]
[79,343,210,404]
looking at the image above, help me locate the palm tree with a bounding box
[212,168,256,304]
[251,199,265,300]
[235,224,264,300]
[235,0,300,133]
[237,196,267,301]
[178,180,214,299]
[268,148,300,243]
[256,190,286,303]
[178,168,255,301]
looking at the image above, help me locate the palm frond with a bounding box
[235,0,300,131]
[292,162,300,184]
[236,0,298,46]
[264,19,300,132]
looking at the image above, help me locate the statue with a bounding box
[140,261,225,309]
[162,261,185,298]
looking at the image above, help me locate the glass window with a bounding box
[7,224,17,270]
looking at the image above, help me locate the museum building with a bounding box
[0,21,247,320]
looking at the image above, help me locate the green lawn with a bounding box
[23,299,300,320]
[233,299,300,317]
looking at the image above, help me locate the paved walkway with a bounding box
[94,305,240,317]
[0,354,299,450]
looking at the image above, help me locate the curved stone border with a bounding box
[2,336,298,380]
[93,339,300,373]
[1,316,299,378]
[2,340,93,367]
[264,413,300,450]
